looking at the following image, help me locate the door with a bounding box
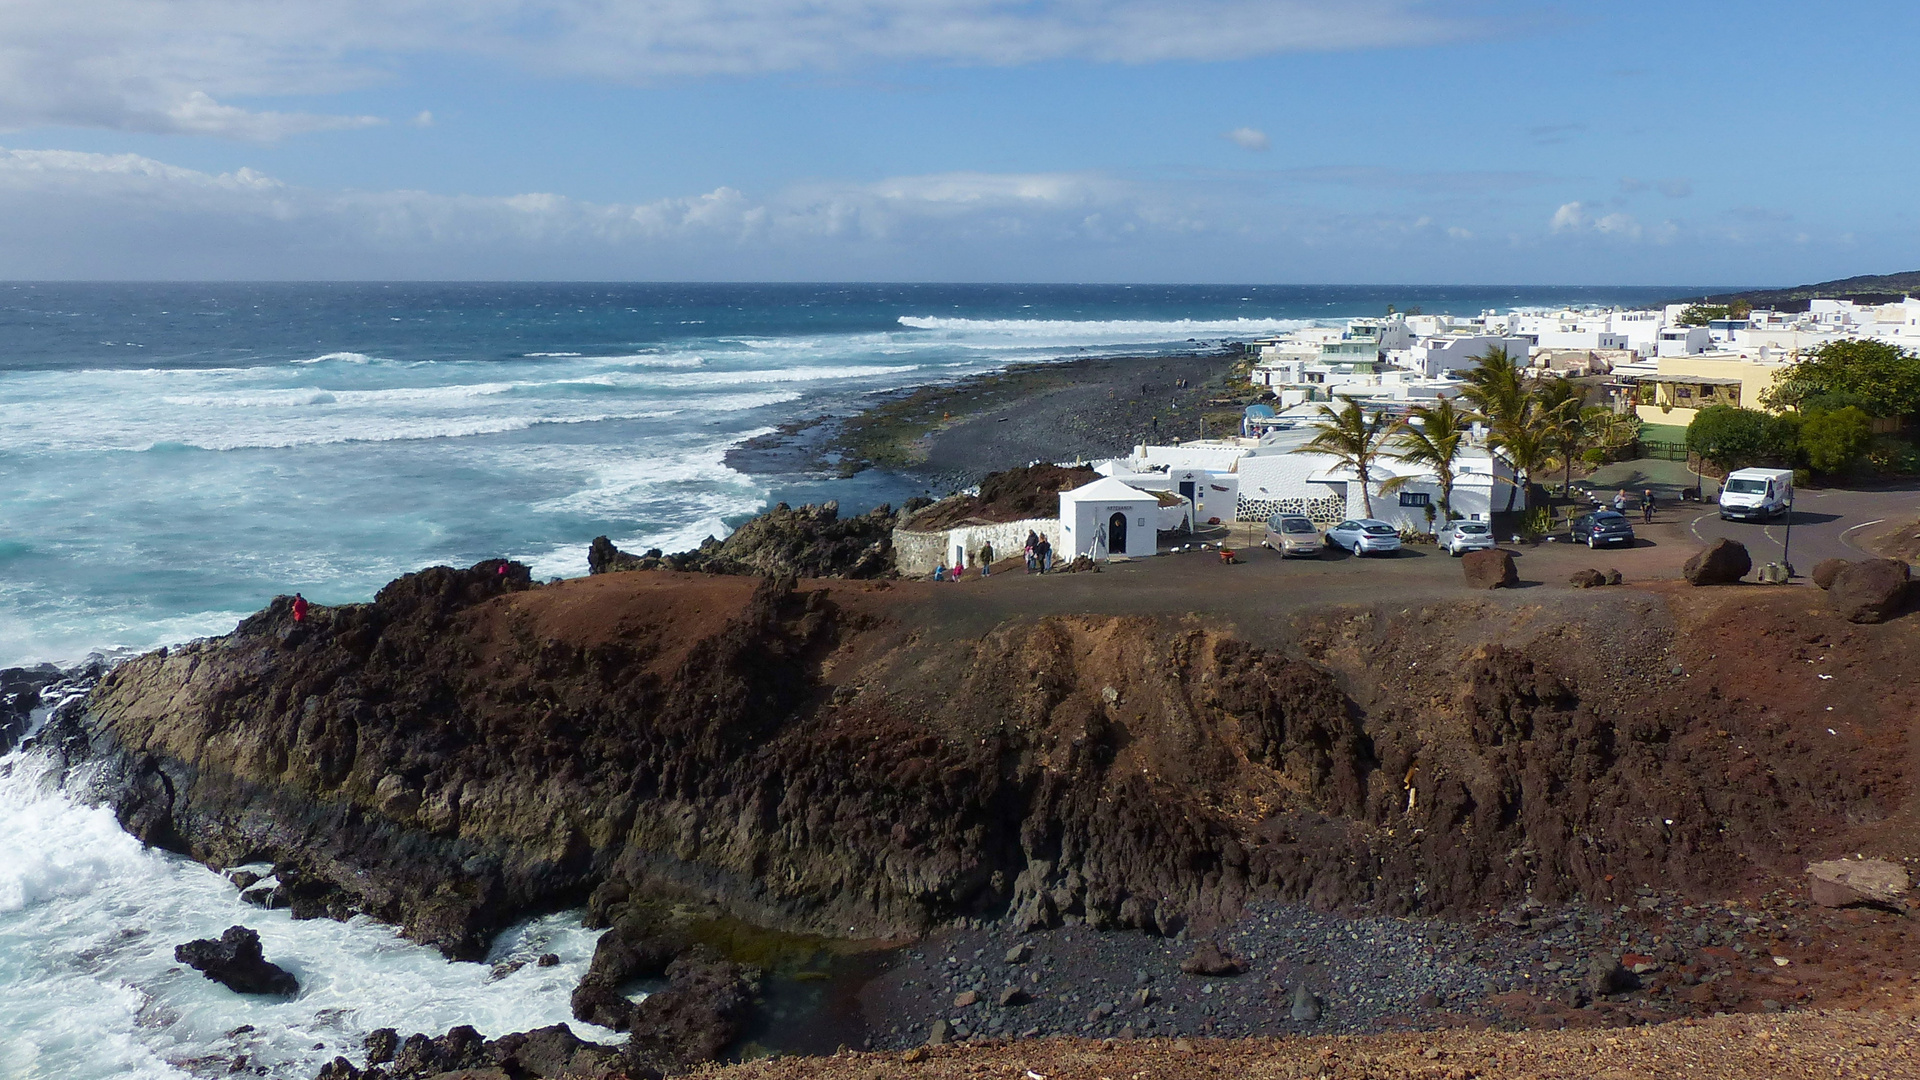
[1178,480,1196,503]
[1108,511,1128,555]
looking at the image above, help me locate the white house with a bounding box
[1058,478,1162,560]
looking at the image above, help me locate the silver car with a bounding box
[1439,520,1496,556]
[1325,518,1402,556]
[1262,513,1323,557]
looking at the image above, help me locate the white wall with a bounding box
[892,517,1062,576]
[1060,497,1159,559]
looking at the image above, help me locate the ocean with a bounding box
[0,280,1685,1078]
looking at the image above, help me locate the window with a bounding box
[1398,491,1431,507]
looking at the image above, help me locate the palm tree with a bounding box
[1384,397,1470,523]
[1293,398,1399,518]
[1534,376,1589,495]
[1459,346,1558,511]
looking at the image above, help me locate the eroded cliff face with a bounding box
[48,563,1916,962]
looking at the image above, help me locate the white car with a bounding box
[1438,520,1496,556]
[1325,518,1402,556]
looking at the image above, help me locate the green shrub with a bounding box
[1686,404,1798,469]
[1799,406,1875,474]
[1581,447,1608,466]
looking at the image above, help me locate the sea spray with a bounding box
[0,746,618,1080]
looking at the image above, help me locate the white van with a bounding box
[1719,467,1793,521]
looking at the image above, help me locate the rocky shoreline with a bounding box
[726,348,1245,495]
[12,524,1920,1076]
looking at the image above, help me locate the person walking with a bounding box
[1641,488,1655,524]
[291,593,308,623]
[1612,489,1628,514]
[1035,535,1052,573]
[1024,530,1039,573]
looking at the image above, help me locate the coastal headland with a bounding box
[727,348,1246,494]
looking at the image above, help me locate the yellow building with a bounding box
[1633,352,1787,426]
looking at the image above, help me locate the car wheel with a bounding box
[1588,536,1596,549]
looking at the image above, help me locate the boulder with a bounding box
[1812,558,1848,590]
[1582,952,1638,998]
[1605,568,1623,586]
[1808,858,1910,908]
[621,949,759,1077]
[1178,941,1245,977]
[1289,983,1322,1022]
[1683,538,1750,585]
[1568,568,1607,589]
[1461,548,1518,590]
[570,910,688,1031]
[173,926,299,996]
[1828,559,1912,624]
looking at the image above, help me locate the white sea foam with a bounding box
[895,315,1316,339]
[0,751,619,1080]
[290,352,382,365]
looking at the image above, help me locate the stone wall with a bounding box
[893,518,1064,576]
[1234,494,1347,525]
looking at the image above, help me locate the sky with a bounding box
[0,0,1915,284]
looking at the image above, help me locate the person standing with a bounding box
[1024,530,1039,573]
[1613,489,1628,514]
[291,593,308,623]
[1641,488,1655,524]
[1036,535,1052,573]
[979,541,994,577]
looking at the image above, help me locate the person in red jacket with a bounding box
[291,593,308,623]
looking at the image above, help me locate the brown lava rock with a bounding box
[1812,558,1849,590]
[1179,942,1246,977]
[1568,568,1607,589]
[1461,548,1518,589]
[1828,558,1911,623]
[1684,538,1751,585]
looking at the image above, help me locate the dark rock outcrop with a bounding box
[1461,548,1517,589]
[621,950,759,1077]
[174,926,299,996]
[1812,558,1848,590]
[590,501,896,580]
[1828,558,1911,623]
[1178,941,1246,977]
[1,663,63,754]
[1683,538,1750,585]
[1568,568,1607,589]
[570,905,688,1031]
[315,1022,621,1080]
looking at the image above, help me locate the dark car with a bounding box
[1568,510,1636,549]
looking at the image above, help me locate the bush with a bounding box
[1686,404,1799,470]
[1581,447,1609,466]
[1799,406,1875,474]
[1762,339,1920,422]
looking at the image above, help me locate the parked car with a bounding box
[1262,513,1323,557]
[1568,510,1636,549]
[1325,518,1402,556]
[1438,520,1496,556]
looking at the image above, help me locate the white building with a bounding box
[1058,478,1162,560]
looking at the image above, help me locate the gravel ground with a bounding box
[719,1009,1920,1080]
[853,886,1920,1051]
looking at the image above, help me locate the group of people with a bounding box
[1609,487,1658,524]
[1024,530,1053,573]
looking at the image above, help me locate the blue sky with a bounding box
[0,0,1915,283]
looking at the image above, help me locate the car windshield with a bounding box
[1592,513,1628,525]
[1457,524,1489,534]
[1725,478,1768,493]
[1362,524,1396,536]
[1282,519,1315,533]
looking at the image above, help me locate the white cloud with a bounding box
[1549,201,1587,232]
[1224,127,1270,151]
[0,145,1208,276]
[411,110,435,128]
[0,1,1480,138]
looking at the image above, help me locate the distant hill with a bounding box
[1675,270,1920,312]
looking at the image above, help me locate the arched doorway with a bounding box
[1107,511,1128,555]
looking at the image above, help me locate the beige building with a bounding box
[1633,351,1788,426]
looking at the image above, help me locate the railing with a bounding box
[1640,439,1689,462]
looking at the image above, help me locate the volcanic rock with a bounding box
[1583,952,1637,998]
[174,926,299,997]
[1808,858,1910,908]
[591,501,897,579]
[1461,548,1517,589]
[621,949,758,1077]
[571,909,689,1031]
[1812,558,1848,590]
[1289,983,1321,1022]
[1827,559,1911,623]
[1178,942,1245,977]
[1683,538,1750,585]
[1605,568,1623,585]
[0,663,63,754]
[1568,568,1607,589]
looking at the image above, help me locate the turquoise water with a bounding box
[0,282,1686,665]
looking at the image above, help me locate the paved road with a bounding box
[1687,484,1920,571]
